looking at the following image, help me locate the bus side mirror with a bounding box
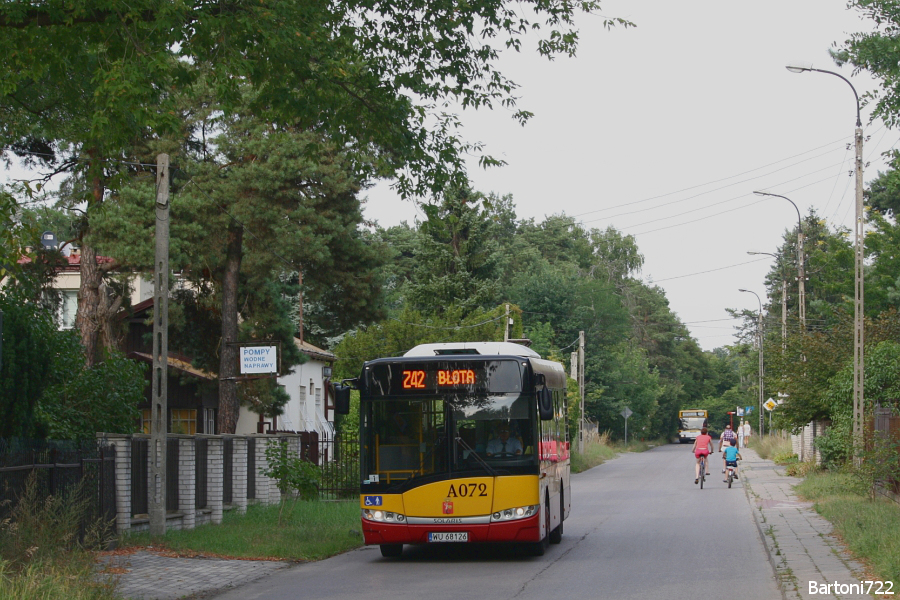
[332,384,351,415]
[538,387,553,421]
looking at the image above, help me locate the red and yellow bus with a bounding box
[334,342,570,558]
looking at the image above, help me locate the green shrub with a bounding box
[814,418,852,471]
[773,451,799,466]
[262,439,320,523]
[785,460,819,477]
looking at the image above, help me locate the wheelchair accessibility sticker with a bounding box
[364,496,383,506]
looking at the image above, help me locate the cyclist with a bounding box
[723,438,741,482]
[718,424,738,474]
[692,427,713,484]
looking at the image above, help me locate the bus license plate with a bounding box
[428,532,468,543]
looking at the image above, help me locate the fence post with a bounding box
[251,435,270,506]
[177,436,196,530]
[266,436,281,506]
[206,435,224,525]
[232,436,248,514]
[99,433,133,534]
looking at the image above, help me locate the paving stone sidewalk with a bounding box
[739,447,874,600]
[96,549,291,599]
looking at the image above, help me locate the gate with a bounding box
[317,434,359,500]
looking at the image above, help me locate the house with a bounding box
[17,246,154,329]
[25,244,337,437]
[121,298,219,434]
[236,337,336,440]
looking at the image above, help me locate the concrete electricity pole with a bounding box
[150,154,170,537]
[578,331,585,453]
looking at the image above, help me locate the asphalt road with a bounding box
[211,444,780,600]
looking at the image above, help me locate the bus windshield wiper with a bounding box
[455,436,497,476]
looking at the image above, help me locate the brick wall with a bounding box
[99,433,307,534]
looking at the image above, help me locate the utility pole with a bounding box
[853,122,864,461]
[578,331,585,453]
[781,278,787,352]
[504,304,510,342]
[149,154,170,537]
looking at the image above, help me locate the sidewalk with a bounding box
[739,447,872,600]
[96,549,291,599]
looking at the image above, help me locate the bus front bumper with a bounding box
[362,513,541,545]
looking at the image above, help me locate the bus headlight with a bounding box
[490,504,538,522]
[362,509,406,523]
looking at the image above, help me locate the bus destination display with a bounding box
[402,369,476,389]
[365,360,523,396]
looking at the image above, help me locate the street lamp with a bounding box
[752,191,805,333]
[739,288,765,437]
[786,62,864,458]
[748,251,787,349]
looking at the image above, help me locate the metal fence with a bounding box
[873,407,900,500]
[0,438,116,536]
[316,434,359,500]
[130,437,180,514]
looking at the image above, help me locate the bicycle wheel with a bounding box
[699,457,705,489]
[727,471,733,488]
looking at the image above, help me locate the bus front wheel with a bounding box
[380,544,403,558]
[549,490,563,544]
[530,497,551,556]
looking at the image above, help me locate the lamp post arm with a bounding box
[790,66,862,127]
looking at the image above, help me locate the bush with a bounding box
[814,417,852,471]
[262,440,320,523]
[37,331,144,440]
[785,460,819,477]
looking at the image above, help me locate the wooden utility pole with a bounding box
[150,154,170,537]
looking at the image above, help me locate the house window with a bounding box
[171,409,197,434]
[141,409,152,434]
[204,408,216,434]
[59,290,78,330]
[315,387,322,415]
[298,385,306,404]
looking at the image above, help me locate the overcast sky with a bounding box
[362,0,895,351]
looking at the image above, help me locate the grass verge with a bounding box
[795,470,900,585]
[122,501,363,561]
[570,432,662,473]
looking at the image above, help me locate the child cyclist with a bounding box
[692,427,713,484]
[723,438,742,482]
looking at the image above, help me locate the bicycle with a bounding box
[726,458,741,488]
[698,454,707,489]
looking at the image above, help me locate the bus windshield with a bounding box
[680,417,706,430]
[361,393,538,492]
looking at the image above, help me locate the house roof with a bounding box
[127,352,216,381]
[18,253,115,272]
[295,338,336,363]
[120,298,337,363]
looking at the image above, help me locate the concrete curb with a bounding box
[741,455,797,600]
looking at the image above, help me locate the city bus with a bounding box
[677,409,709,443]
[333,341,570,558]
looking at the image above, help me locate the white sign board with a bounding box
[620,407,633,419]
[239,345,278,374]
